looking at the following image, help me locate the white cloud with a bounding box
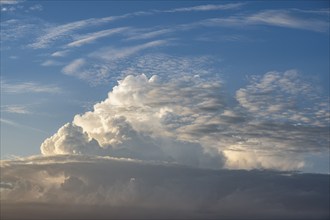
[27,17,120,49]
[62,58,86,75]
[125,28,173,41]
[67,27,129,47]
[0,0,23,5]
[28,4,42,11]
[62,58,113,86]
[26,3,246,49]
[126,8,328,43]
[41,123,104,155]
[1,155,329,219]
[223,150,305,170]
[1,80,61,94]
[41,55,329,171]
[51,50,70,57]
[0,19,43,42]
[200,9,329,32]
[41,71,225,168]
[1,105,31,114]
[247,10,329,32]
[0,118,47,133]
[41,60,63,66]
[60,43,169,85]
[90,40,168,61]
[236,70,328,126]
[166,3,245,12]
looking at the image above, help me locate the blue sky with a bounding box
[1,1,329,173]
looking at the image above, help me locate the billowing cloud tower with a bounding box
[40,65,329,171]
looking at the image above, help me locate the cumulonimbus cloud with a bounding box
[41,73,225,169]
[40,55,329,171]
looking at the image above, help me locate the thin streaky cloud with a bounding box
[28,4,43,11]
[0,0,23,5]
[1,80,62,94]
[28,3,246,49]
[0,118,47,134]
[198,10,329,32]
[41,60,63,67]
[28,17,119,49]
[1,105,31,114]
[164,3,245,12]
[90,40,168,61]
[62,58,86,75]
[51,50,70,57]
[291,8,330,15]
[127,8,329,42]
[247,10,329,32]
[126,28,174,40]
[67,27,129,47]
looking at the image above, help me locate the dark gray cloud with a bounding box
[1,155,329,219]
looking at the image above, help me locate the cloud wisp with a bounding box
[27,17,120,49]
[164,3,245,13]
[0,0,23,5]
[67,27,129,48]
[125,8,329,43]
[1,105,31,114]
[200,9,329,32]
[26,3,243,49]
[0,118,48,134]
[89,40,168,61]
[61,41,168,85]
[1,80,61,94]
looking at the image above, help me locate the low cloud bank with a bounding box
[1,155,329,219]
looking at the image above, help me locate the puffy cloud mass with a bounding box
[1,155,329,219]
[41,55,329,171]
[41,73,225,168]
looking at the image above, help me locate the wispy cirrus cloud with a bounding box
[62,58,86,75]
[199,9,329,32]
[164,2,245,13]
[1,105,31,114]
[247,9,329,32]
[51,50,70,57]
[90,39,168,61]
[41,59,63,66]
[27,17,119,49]
[1,80,62,94]
[0,118,47,133]
[3,3,327,52]
[126,8,329,42]
[125,28,174,41]
[0,0,23,5]
[67,27,129,48]
[26,3,245,49]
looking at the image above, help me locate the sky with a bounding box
[0,0,329,219]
